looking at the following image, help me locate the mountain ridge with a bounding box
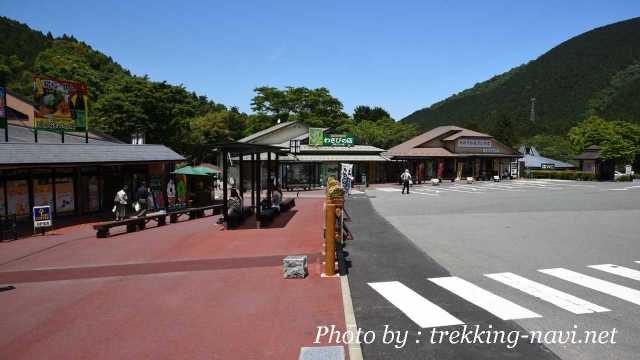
[401,17,640,139]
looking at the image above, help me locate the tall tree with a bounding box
[251,86,351,130]
[568,116,640,163]
[353,105,391,123]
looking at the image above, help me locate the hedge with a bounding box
[528,170,596,181]
[615,174,634,182]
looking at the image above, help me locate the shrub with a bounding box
[615,174,634,182]
[529,170,596,181]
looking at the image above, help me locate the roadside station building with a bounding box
[385,126,522,182]
[1,90,184,221]
[238,121,388,188]
[574,145,615,181]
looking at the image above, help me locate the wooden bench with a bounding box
[0,214,18,241]
[285,184,312,191]
[93,217,149,238]
[93,205,222,238]
[226,206,254,229]
[280,198,296,212]
[258,207,278,225]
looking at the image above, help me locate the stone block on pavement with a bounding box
[283,255,308,279]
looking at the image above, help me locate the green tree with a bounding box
[251,86,351,130]
[568,116,640,163]
[353,105,391,123]
[521,134,574,163]
[353,117,419,149]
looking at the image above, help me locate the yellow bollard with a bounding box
[325,203,336,276]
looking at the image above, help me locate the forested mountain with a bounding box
[401,17,640,144]
[0,16,418,154]
[0,16,242,156]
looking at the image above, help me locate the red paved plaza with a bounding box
[0,198,346,359]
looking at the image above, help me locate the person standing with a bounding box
[136,182,148,214]
[401,169,412,194]
[114,185,128,220]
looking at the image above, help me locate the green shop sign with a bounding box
[309,128,324,146]
[323,133,355,147]
[308,128,355,147]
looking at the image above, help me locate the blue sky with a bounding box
[3,1,639,119]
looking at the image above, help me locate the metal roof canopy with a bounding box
[211,142,289,154]
[214,142,289,228]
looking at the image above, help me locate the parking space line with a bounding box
[485,272,609,314]
[539,268,640,306]
[588,264,640,282]
[368,281,464,328]
[411,190,440,196]
[429,276,542,320]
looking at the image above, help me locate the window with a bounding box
[55,177,75,213]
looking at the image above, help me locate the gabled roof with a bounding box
[5,123,121,144]
[385,125,465,156]
[393,147,455,157]
[238,121,300,143]
[441,129,491,141]
[386,125,521,158]
[0,143,184,166]
[575,145,603,160]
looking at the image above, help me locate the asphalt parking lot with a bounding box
[347,179,640,360]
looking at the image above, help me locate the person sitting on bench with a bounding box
[271,186,283,212]
[228,188,242,218]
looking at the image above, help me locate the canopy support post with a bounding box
[267,151,272,203]
[222,150,228,224]
[250,153,255,208]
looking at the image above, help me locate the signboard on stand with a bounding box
[33,205,52,232]
[33,76,89,131]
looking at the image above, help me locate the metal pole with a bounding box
[275,153,280,188]
[222,150,228,224]
[267,152,272,203]
[325,203,336,276]
[256,153,262,223]
[251,153,255,207]
[239,152,244,196]
[2,88,7,142]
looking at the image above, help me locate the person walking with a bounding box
[114,185,128,220]
[401,169,412,194]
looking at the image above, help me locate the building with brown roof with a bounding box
[385,126,522,181]
[574,145,615,180]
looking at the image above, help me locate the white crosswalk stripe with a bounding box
[539,268,640,306]
[485,272,609,314]
[368,281,463,328]
[429,276,542,320]
[368,262,640,329]
[588,264,640,282]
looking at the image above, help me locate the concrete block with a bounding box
[283,255,308,279]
